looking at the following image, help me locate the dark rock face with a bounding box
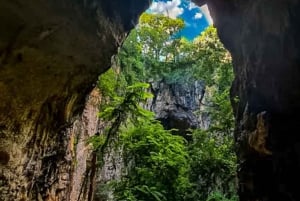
[0,0,149,200]
[148,80,207,137]
[193,0,300,200]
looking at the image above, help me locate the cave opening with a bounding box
[4,0,300,200]
[92,1,238,200]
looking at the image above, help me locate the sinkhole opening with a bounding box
[93,1,237,200]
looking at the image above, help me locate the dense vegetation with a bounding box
[93,13,237,201]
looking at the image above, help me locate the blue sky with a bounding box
[147,0,212,40]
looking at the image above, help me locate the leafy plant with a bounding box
[206,191,238,201]
[113,120,191,201]
[188,129,237,200]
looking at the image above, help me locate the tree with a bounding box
[114,120,191,201]
[193,26,234,136]
[193,27,232,87]
[118,13,185,82]
[186,27,237,201]
[138,13,184,62]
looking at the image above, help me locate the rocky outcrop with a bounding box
[148,80,208,137]
[194,0,300,200]
[0,0,149,200]
[68,88,122,201]
[94,143,123,201]
[68,89,101,201]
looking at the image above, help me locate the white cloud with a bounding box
[149,0,184,19]
[188,2,197,10]
[194,12,203,19]
[200,4,213,25]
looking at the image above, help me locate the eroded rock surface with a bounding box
[0,0,149,200]
[194,0,300,200]
[147,80,208,136]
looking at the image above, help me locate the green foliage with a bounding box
[118,30,145,85]
[188,129,237,201]
[206,191,238,201]
[96,67,192,201]
[118,13,186,83]
[164,67,195,85]
[113,120,191,201]
[176,26,232,88]
[207,88,234,134]
[184,27,236,201]
[91,67,154,164]
[138,13,184,62]
[99,82,153,123]
[97,68,119,98]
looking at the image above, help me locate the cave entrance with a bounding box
[94,1,237,200]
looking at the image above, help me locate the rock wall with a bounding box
[68,88,122,201]
[147,80,208,136]
[0,0,150,200]
[194,0,300,200]
[68,89,101,201]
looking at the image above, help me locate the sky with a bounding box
[147,0,213,40]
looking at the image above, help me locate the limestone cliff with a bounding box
[194,1,300,200]
[0,0,149,200]
[147,80,209,136]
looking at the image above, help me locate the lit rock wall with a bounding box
[194,1,300,200]
[0,0,150,200]
[147,80,208,137]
